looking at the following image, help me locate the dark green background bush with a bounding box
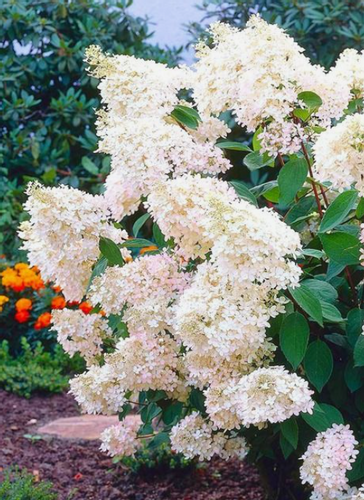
[189,0,364,68]
[0,0,180,257]
[0,337,84,398]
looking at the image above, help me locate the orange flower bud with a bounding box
[79,301,93,314]
[15,310,30,323]
[15,298,32,312]
[51,296,66,310]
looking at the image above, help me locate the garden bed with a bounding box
[0,390,264,500]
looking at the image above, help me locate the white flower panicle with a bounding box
[330,49,364,99]
[85,45,189,120]
[204,366,314,430]
[313,114,364,196]
[174,262,281,386]
[69,364,126,415]
[85,46,231,220]
[148,174,302,289]
[147,174,238,260]
[51,309,111,365]
[18,182,127,301]
[300,424,359,500]
[89,252,190,333]
[105,331,185,398]
[100,419,141,457]
[170,412,249,461]
[193,16,352,155]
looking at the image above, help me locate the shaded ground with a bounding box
[0,390,265,500]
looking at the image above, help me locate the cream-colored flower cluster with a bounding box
[100,419,141,457]
[52,309,111,366]
[85,46,231,219]
[193,16,356,156]
[170,412,248,461]
[300,424,359,500]
[88,252,190,334]
[18,182,127,302]
[205,366,314,430]
[313,113,364,196]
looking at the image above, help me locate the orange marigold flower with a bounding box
[52,285,62,293]
[51,296,66,310]
[15,310,30,323]
[79,301,93,314]
[140,245,158,255]
[10,277,25,292]
[0,295,9,312]
[14,263,29,271]
[34,312,52,330]
[15,298,32,312]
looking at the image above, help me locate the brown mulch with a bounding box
[0,390,264,500]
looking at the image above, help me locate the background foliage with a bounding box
[0,0,181,257]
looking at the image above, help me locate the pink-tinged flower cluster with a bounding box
[170,412,248,461]
[300,424,359,500]
[52,309,111,366]
[204,366,314,430]
[88,252,190,334]
[100,419,141,457]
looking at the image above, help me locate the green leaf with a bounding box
[301,403,329,432]
[162,402,183,425]
[216,141,251,152]
[81,156,99,175]
[321,302,344,323]
[319,404,344,425]
[171,105,201,130]
[263,186,280,203]
[278,158,308,205]
[289,285,323,326]
[280,433,294,459]
[285,196,315,227]
[304,340,333,392]
[120,238,153,248]
[252,126,263,152]
[229,181,258,206]
[356,197,364,219]
[320,232,361,266]
[302,279,338,303]
[344,359,363,392]
[85,255,107,294]
[153,223,167,248]
[118,403,132,421]
[189,388,206,413]
[320,190,358,233]
[298,91,323,109]
[243,151,271,171]
[347,309,364,347]
[148,431,170,450]
[99,237,124,266]
[280,312,309,369]
[140,402,161,424]
[354,336,364,367]
[293,108,311,121]
[132,213,150,238]
[280,418,298,449]
[300,249,324,259]
[348,448,364,482]
[326,260,345,280]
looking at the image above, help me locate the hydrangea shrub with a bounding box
[20,16,364,500]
